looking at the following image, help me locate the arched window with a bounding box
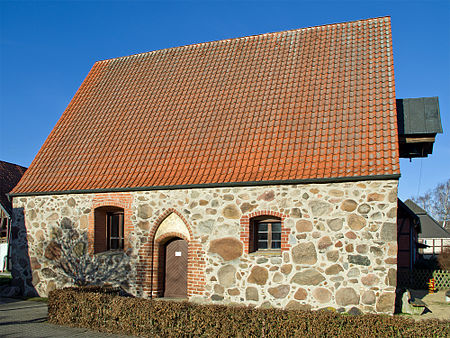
[249,216,282,253]
[94,206,124,253]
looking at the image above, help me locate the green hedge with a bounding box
[48,288,449,337]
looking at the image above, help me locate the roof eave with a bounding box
[9,174,400,198]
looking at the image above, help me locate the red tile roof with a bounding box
[1,161,27,212]
[12,17,400,195]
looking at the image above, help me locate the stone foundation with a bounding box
[10,179,398,313]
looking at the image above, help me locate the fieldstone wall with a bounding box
[10,179,398,314]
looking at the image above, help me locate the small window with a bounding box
[250,216,282,253]
[107,211,124,250]
[94,206,124,253]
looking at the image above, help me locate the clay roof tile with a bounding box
[12,17,399,194]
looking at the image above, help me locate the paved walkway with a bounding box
[0,297,134,337]
[409,289,450,321]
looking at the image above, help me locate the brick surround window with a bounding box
[241,211,290,254]
[94,206,124,253]
[250,216,282,253]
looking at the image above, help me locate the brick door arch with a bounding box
[137,208,206,298]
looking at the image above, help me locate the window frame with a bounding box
[94,206,125,254]
[106,211,124,251]
[250,216,282,253]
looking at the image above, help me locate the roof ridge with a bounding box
[96,16,391,64]
[0,159,27,170]
[404,199,428,215]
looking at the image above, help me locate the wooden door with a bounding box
[164,238,188,298]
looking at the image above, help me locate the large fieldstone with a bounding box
[345,243,354,253]
[388,190,397,203]
[198,220,214,234]
[268,285,290,299]
[28,209,37,221]
[246,287,259,301]
[336,287,359,306]
[41,267,57,279]
[137,221,150,231]
[281,264,292,274]
[345,231,357,239]
[211,295,224,301]
[341,199,357,212]
[329,189,344,197]
[228,288,240,296]
[35,230,44,242]
[240,203,257,214]
[361,274,379,286]
[356,244,368,254]
[61,217,72,229]
[67,197,76,207]
[292,242,317,265]
[326,250,339,262]
[318,236,332,250]
[32,271,40,286]
[296,220,313,232]
[370,246,383,256]
[347,307,363,316]
[44,241,61,260]
[47,280,57,293]
[214,284,224,295]
[376,292,395,313]
[325,264,343,275]
[79,215,88,229]
[387,207,397,218]
[357,204,371,214]
[347,214,366,231]
[347,268,360,277]
[294,288,307,300]
[312,288,332,303]
[30,257,41,270]
[386,268,396,286]
[258,190,275,201]
[286,301,312,311]
[222,204,241,219]
[218,265,236,288]
[291,269,325,285]
[273,272,283,283]
[327,218,343,231]
[380,223,396,241]
[362,290,376,305]
[348,255,370,266]
[290,208,302,218]
[309,201,332,216]
[368,193,384,202]
[209,237,243,261]
[248,266,268,285]
[138,204,152,219]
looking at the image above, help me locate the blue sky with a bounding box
[0,0,449,199]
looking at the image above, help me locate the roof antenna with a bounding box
[416,158,423,197]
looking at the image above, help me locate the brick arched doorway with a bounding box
[162,237,188,298]
[138,209,206,299]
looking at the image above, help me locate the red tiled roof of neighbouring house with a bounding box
[12,16,400,195]
[0,161,27,213]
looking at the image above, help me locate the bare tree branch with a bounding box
[412,179,450,230]
[44,219,133,288]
